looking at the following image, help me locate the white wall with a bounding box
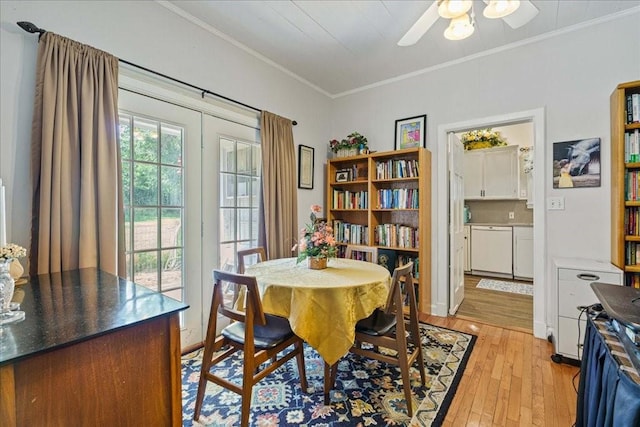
[329,12,640,335]
[0,0,332,254]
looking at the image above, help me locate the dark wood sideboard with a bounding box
[0,268,188,426]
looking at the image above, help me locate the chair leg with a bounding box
[295,341,308,392]
[323,362,337,405]
[241,358,255,427]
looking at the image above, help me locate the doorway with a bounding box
[436,108,547,339]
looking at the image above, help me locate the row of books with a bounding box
[626,93,640,124]
[625,171,640,201]
[375,159,419,180]
[332,220,369,245]
[625,241,640,265]
[374,223,418,249]
[624,206,640,235]
[332,190,368,209]
[397,254,419,279]
[624,129,640,162]
[624,273,640,289]
[376,188,419,209]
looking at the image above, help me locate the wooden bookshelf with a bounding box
[327,147,432,313]
[611,80,640,287]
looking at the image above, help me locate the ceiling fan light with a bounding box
[483,0,521,19]
[444,13,475,41]
[438,0,472,19]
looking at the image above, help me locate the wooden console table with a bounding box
[0,268,188,426]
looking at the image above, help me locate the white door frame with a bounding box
[448,132,465,314]
[434,108,547,339]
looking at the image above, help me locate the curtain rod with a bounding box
[17,21,298,126]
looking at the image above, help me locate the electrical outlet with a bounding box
[548,197,565,210]
[509,212,515,219]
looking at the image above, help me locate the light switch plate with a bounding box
[548,197,565,210]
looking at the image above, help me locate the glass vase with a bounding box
[0,258,25,325]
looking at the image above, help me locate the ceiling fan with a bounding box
[398,0,539,44]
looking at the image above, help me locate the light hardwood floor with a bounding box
[420,314,581,427]
[456,274,534,332]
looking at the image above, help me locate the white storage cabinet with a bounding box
[464,145,518,200]
[552,258,623,363]
[513,226,533,280]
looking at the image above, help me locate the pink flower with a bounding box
[311,204,322,214]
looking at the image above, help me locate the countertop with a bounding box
[0,268,188,365]
[464,223,533,227]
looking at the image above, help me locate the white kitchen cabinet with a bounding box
[513,226,533,280]
[471,226,512,278]
[464,225,471,272]
[552,258,622,363]
[464,145,518,200]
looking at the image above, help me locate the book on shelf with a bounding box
[625,129,640,162]
[627,94,640,124]
[375,159,419,180]
[376,188,419,209]
[374,223,418,248]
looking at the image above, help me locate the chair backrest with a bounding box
[383,262,415,315]
[237,247,266,274]
[345,244,378,263]
[212,269,267,327]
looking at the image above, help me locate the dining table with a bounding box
[244,257,391,402]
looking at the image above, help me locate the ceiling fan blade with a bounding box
[502,0,539,29]
[397,1,439,47]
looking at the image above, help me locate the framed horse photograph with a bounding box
[552,138,601,189]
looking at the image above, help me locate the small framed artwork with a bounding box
[298,145,314,189]
[552,137,601,189]
[395,114,426,150]
[336,169,350,182]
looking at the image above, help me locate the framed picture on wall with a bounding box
[552,138,601,188]
[394,115,426,150]
[298,144,314,189]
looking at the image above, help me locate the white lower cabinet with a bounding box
[553,258,623,362]
[471,226,512,278]
[513,226,533,280]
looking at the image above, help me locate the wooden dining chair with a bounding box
[237,246,266,274]
[349,262,426,416]
[193,270,308,427]
[345,244,378,263]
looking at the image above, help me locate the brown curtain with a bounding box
[259,111,298,259]
[30,32,124,276]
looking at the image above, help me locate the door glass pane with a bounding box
[238,208,251,240]
[237,142,251,174]
[219,242,236,272]
[237,176,251,207]
[133,250,159,291]
[161,248,182,291]
[161,208,182,249]
[161,124,182,165]
[161,165,182,206]
[133,118,158,162]
[220,173,235,207]
[133,163,158,206]
[220,138,235,172]
[119,116,132,160]
[133,208,158,251]
[252,145,261,175]
[220,208,235,242]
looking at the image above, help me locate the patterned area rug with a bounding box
[181,323,476,426]
[476,278,533,296]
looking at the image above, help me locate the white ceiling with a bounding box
[162,1,640,97]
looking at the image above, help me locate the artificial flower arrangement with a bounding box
[293,205,337,263]
[460,128,507,150]
[0,243,26,261]
[329,131,369,153]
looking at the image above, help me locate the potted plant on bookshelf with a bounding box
[292,205,337,269]
[460,128,507,150]
[329,132,369,157]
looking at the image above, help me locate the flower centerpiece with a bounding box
[293,205,337,269]
[329,132,369,157]
[460,128,507,151]
[0,243,27,319]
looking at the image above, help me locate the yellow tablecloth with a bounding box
[245,257,391,365]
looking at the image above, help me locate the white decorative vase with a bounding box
[0,259,14,313]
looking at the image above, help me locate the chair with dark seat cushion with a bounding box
[349,261,426,416]
[193,270,308,427]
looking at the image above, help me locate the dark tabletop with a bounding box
[0,268,188,365]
